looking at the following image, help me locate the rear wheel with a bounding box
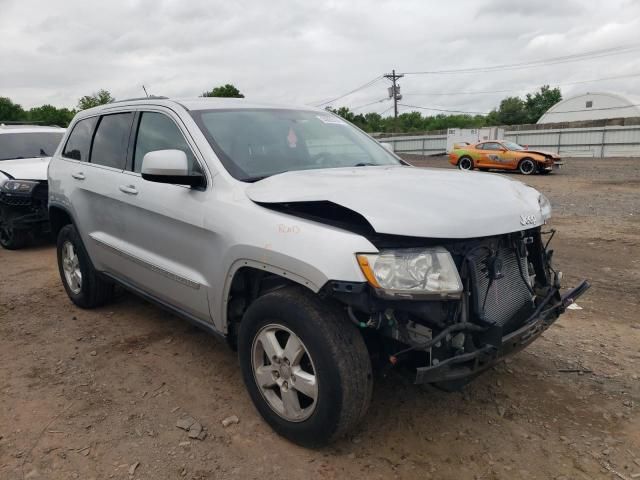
[238,286,372,446]
[56,224,113,308]
[458,156,473,171]
[518,158,536,175]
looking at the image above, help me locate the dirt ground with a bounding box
[1,157,639,480]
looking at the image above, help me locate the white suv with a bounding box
[0,124,65,249]
[47,98,588,446]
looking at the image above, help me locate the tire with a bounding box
[0,208,30,250]
[0,225,29,250]
[238,286,373,447]
[458,156,473,171]
[518,158,536,175]
[56,224,113,308]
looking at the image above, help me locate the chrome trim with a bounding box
[91,235,201,289]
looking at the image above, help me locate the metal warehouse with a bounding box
[537,91,640,123]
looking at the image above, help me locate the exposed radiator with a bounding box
[470,247,533,327]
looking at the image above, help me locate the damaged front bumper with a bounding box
[414,279,590,384]
[0,186,50,231]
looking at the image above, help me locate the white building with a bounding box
[537,92,640,124]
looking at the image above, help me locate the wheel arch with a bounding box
[221,260,323,347]
[49,203,75,239]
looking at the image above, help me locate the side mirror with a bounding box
[141,149,204,187]
[380,142,394,152]
[500,148,507,152]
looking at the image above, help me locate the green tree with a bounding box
[490,96,528,125]
[27,104,76,127]
[0,97,26,122]
[201,84,245,98]
[77,89,115,110]
[524,85,562,123]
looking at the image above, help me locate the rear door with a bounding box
[58,112,134,271]
[107,109,212,321]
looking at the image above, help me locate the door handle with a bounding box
[71,172,85,180]
[119,185,138,195]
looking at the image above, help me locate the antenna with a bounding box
[142,85,149,98]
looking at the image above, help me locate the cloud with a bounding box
[0,0,638,115]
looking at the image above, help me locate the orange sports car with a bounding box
[448,140,563,175]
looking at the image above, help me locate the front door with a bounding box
[109,109,212,321]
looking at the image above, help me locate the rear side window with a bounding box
[91,113,134,169]
[63,117,98,161]
[133,112,199,174]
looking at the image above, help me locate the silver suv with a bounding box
[48,98,588,446]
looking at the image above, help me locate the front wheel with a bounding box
[518,158,536,175]
[458,156,474,171]
[238,287,372,447]
[0,208,30,250]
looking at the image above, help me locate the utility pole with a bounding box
[384,69,404,130]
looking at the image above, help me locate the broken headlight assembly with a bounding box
[357,247,463,298]
[539,193,552,221]
[0,179,39,195]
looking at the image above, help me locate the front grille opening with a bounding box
[468,247,534,332]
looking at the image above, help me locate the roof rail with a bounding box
[108,95,169,104]
[0,121,58,126]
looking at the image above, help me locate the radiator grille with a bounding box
[470,248,533,326]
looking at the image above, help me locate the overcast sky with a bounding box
[1,0,639,115]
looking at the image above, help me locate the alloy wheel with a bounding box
[61,240,82,294]
[459,158,472,170]
[251,323,318,422]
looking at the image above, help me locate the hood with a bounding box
[246,166,547,239]
[523,149,560,159]
[0,157,50,181]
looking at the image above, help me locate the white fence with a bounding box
[380,124,640,157]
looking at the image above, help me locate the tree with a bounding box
[27,104,76,127]
[0,97,25,122]
[77,89,115,110]
[490,96,528,125]
[524,85,562,123]
[201,84,244,98]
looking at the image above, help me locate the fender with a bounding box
[219,257,323,333]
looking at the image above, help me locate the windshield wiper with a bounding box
[354,162,377,167]
[243,175,270,183]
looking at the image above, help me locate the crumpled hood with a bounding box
[246,166,547,238]
[524,149,560,159]
[0,157,50,181]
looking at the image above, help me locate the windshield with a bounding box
[0,132,64,161]
[502,141,525,151]
[191,109,401,181]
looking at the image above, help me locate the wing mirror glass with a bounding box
[141,149,204,187]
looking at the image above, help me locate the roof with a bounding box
[77,97,320,117]
[0,124,66,134]
[538,91,640,123]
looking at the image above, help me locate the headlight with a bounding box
[0,179,39,194]
[539,193,552,220]
[357,247,463,297]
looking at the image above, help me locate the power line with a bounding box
[402,72,640,97]
[312,76,384,107]
[351,98,389,110]
[401,43,640,75]
[542,103,640,115]
[398,103,489,115]
[398,101,640,116]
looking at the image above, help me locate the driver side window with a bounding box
[133,112,202,175]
